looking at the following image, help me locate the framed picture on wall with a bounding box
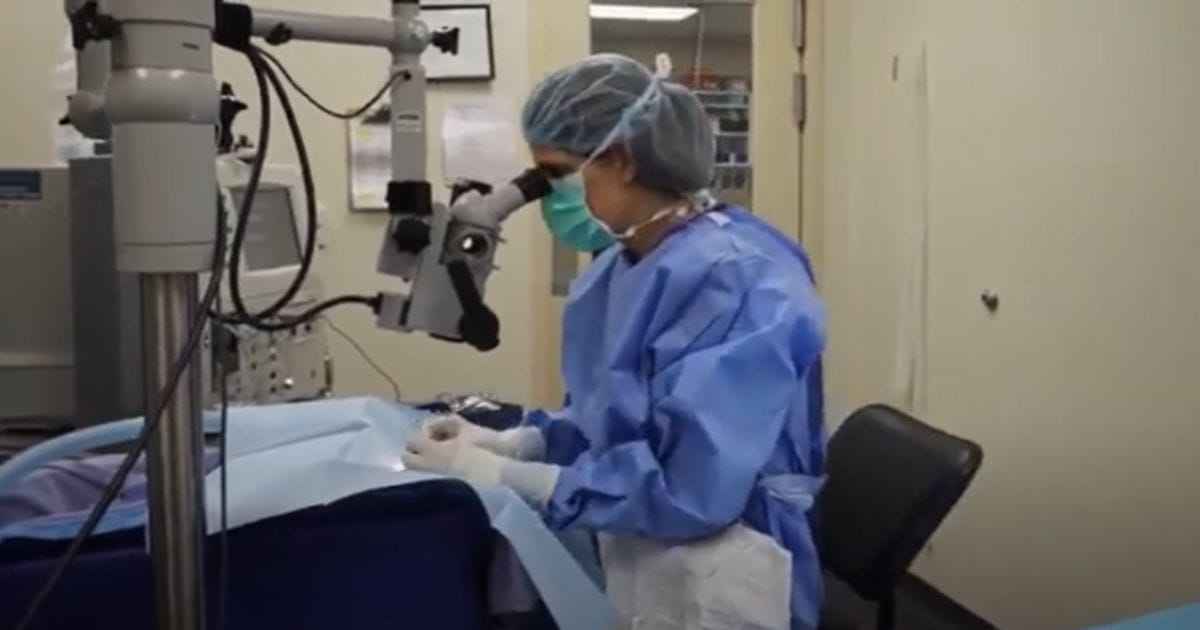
[421,5,495,82]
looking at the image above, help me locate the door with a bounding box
[811,1,1200,627]
[805,0,923,425]
[751,0,803,238]
[919,3,1200,627]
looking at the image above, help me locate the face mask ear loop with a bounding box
[609,200,696,242]
[688,189,717,211]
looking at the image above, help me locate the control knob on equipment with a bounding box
[392,219,432,254]
[431,27,460,55]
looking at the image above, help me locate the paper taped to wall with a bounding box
[349,106,391,211]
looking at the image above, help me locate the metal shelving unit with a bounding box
[695,86,752,204]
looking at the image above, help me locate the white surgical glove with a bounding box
[403,434,560,507]
[421,415,546,461]
[403,434,505,485]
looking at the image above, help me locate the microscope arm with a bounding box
[249,10,400,49]
[65,0,529,349]
[226,3,546,350]
[62,0,111,140]
[451,169,554,229]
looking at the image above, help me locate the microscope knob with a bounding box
[446,260,500,352]
[450,179,494,205]
[459,306,500,353]
[392,218,432,254]
[218,83,248,154]
[431,27,461,55]
[69,1,117,51]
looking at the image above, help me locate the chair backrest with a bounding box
[817,405,983,602]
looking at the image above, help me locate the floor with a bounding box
[498,572,999,630]
[824,572,998,630]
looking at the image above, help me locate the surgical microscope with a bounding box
[50,1,551,628]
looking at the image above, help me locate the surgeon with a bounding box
[403,54,827,630]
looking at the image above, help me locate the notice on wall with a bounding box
[348,106,392,212]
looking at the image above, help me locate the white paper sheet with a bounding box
[349,107,392,211]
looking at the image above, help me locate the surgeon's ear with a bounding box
[596,145,637,184]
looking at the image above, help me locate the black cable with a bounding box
[323,316,401,402]
[246,48,318,321]
[226,47,274,322]
[206,52,379,623]
[238,295,382,332]
[14,196,231,630]
[223,45,378,332]
[256,47,403,120]
[213,279,231,630]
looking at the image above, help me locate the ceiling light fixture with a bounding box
[590,4,700,22]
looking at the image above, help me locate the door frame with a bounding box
[528,0,591,408]
[798,0,826,273]
[751,0,807,246]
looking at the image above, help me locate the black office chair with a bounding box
[817,405,983,630]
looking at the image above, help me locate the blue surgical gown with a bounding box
[526,206,827,629]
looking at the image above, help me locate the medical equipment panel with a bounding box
[68,156,333,425]
[210,155,332,406]
[0,168,75,427]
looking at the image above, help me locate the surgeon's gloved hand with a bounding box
[403,435,561,508]
[404,434,505,485]
[422,414,546,461]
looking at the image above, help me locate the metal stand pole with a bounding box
[141,273,206,630]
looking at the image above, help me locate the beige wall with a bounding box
[814,1,1200,628]
[0,1,590,406]
[751,0,803,239]
[528,0,591,407]
[0,2,66,167]
[800,0,827,275]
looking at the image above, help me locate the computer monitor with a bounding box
[230,185,303,272]
[213,160,330,406]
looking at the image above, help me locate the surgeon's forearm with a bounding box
[540,441,747,540]
[523,409,591,465]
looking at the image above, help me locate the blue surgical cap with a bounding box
[522,54,715,196]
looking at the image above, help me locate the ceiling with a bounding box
[590,1,753,43]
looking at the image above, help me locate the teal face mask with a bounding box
[540,173,616,253]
